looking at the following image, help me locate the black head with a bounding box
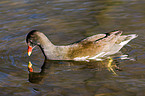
[26,30,41,47]
[26,30,40,56]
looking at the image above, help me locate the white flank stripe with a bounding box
[95,58,104,61]
[89,52,105,59]
[74,56,89,61]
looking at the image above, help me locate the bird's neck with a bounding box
[36,32,54,47]
[36,32,56,58]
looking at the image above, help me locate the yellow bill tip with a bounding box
[28,51,32,56]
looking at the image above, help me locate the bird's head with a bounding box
[26,30,40,56]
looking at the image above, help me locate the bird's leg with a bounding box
[107,57,118,76]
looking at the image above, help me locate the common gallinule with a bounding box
[26,30,137,61]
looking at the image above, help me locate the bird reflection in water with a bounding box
[27,57,123,84]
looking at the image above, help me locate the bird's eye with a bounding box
[30,40,33,43]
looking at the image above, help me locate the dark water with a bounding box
[0,0,145,96]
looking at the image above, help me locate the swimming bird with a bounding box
[26,30,137,61]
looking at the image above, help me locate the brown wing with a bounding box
[81,34,106,42]
[67,34,107,59]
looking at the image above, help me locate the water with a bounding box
[0,0,145,96]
